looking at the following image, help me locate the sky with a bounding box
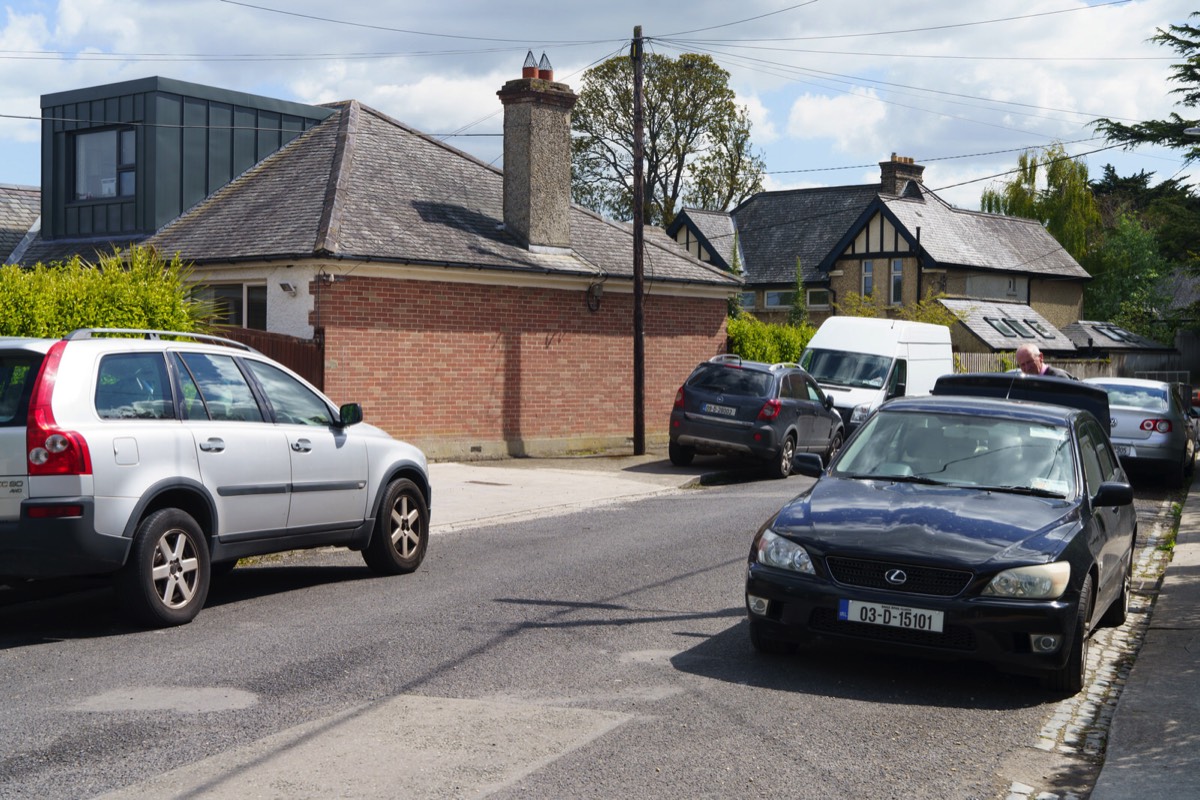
[0,0,1196,212]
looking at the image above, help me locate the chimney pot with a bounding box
[538,52,553,81]
[522,50,538,78]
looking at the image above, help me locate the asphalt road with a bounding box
[0,472,1178,800]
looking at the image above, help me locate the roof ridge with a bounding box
[314,100,358,255]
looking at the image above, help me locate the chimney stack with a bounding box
[879,153,925,195]
[497,52,578,251]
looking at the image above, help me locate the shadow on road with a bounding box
[670,617,1055,711]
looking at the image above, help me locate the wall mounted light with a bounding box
[279,281,296,295]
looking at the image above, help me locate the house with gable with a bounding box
[3,62,741,460]
[668,155,1096,357]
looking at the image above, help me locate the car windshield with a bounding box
[1095,383,1168,412]
[800,348,891,389]
[686,364,772,398]
[833,409,1077,497]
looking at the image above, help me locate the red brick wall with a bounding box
[315,276,729,458]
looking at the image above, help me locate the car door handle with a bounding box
[291,439,313,453]
[199,438,225,453]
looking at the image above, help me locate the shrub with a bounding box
[726,313,815,363]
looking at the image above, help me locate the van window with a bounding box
[802,348,891,390]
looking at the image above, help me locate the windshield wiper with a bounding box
[974,484,1065,499]
[840,472,947,485]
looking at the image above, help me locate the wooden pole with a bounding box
[631,25,646,455]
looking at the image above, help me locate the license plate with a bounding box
[838,599,944,633]
[702,403,736,417]
[1115,444,1135,458]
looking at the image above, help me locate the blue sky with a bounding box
[0,0,1195,211]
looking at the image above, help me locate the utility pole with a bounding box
[631,25,646,455]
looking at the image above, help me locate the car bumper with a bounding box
[671,416,780,459]
[745,563,1079,678]
[0,498,129,579]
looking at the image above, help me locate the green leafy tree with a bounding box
[727,231,745,318]
[1083,215,1172,340]
[1094,14,1200,163]
[726,313,814,363]
[0,245,207,338]
[571,52,765,227]
[832,291,882,318]
[980,143,1101,262]
[895,291,962,328]
[1090,165,1200,267]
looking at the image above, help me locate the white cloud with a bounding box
[786,88,887,153]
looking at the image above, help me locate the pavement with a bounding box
[426,449,1200,799]
[1090,467,1200,800]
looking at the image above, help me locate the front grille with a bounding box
[826,556,972,597]
[809,607,977,651]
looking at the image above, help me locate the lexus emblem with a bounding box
[885,569,908,585]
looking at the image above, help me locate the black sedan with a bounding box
[745,374,1136,694]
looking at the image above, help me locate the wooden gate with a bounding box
[215,326,324,390]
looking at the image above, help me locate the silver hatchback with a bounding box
[0,329,431,626]
[1084,377,1196,488]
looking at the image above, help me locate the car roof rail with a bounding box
[709,354,742,365]
[65,328,260,353]
[769,362,799,371]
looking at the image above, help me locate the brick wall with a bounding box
[316,276,729,459]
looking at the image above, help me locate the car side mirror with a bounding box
[1093,480,1133,508]
[339,402,363,427]
[824,395,835,411]
[793,452,825,477]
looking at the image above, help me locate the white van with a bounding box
[799,317,954,432]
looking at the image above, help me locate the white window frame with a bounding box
[764,290,796,309]
[889,258,903,305]
[806,289,830,309]
[862,260,873,297]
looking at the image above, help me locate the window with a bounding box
[765,291,795,309]
[74,128,135,201]
[1025,319,1053,338]
[244,360,334,426]
[890,258,903,305]
[806,289,830,309]
[984,317,1018,337]
[175,352,264,422]
[1002,318,1035,337]
[95,353,173,420]
[862,260,874,297]
[738,291,756,310]
[195,284,268,330]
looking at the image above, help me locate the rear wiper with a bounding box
[974,484,1065,499]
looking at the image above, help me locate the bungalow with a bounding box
[4,63,741,459]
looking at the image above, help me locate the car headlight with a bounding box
[754,529,815,575]
[850,403,874,425]
[982,562,1070,599]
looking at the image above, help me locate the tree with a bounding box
[1090,164,1200,267]
[980,143,1101,262]
[571,52,765,228]
[788,259,808,327]
[1082,215,1172,340]
[1094,14,1200,163]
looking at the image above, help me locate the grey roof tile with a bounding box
[1061,320,1171,352]
[940,297,1077,352]
[0,184,40,263]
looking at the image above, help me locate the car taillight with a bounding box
[26,340,92,477]
[1140,419,1172,433]
[674,387,685,408]
[758,399,781,420]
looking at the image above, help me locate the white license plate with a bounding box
[838,599,944,633]
[702,403,736,417]
[1115,444,1135,458]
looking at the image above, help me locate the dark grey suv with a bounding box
[668,356,844,478]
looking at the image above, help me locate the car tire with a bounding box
[768,435,796,479]
[1041,574,1092,694]
[1101,553,1133,628]
[363,478,429,575]
[1166,454,1189,489]
[115,509,210,627]
[669,441,695,466]
[825,430,844,464]
[749,620,799,655]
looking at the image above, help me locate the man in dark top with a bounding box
[1016,343,1075,379]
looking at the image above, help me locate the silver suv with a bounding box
[0,329,431,627]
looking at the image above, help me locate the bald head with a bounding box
[1015,343,1045,376]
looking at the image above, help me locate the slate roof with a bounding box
[731,184,881,285]
[939,298,1077,353]
[1061,320,1172,352]
[881,188,1089,279]
[140,101,737,288]
[0,184,40,264]
[669,207,737,270]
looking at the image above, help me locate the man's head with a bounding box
[1015,343,1045,375]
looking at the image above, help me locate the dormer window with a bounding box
[74,128,135,201]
